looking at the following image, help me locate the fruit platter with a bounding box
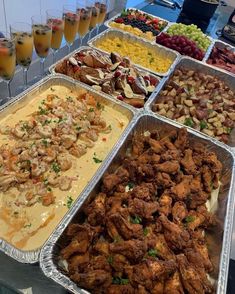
[105,8,168,41]
[206,40,235,75]
[156,23,212,61]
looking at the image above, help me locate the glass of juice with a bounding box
[87,0,100,40]
[95,0,107,34]
[10,22,33,90]
[0,32,16,98]
[63,5,80,53]
[46,10,64,63]
[77,0,92,45]
[32,15,52,77]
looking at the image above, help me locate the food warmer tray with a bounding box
[40,112,235,294]
[48,46,161,110]
[147,56,235,147]
[88,29,180,77]
[0,74,136,264]
[204,39,235,77]
[104,7,170,40]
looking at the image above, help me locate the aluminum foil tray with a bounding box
[0,74,135,264]
[40,112,235,294]
[204,39,235,77]
[88,29,180,77]
[147,56,235,147]
[49,46,161,109]
[104,7,170,41]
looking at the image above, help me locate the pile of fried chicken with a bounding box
[60,128,222,294]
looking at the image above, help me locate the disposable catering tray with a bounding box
[147,56,235,147]
[88,29,180,77]
[104,7,170,41]
[48,46,161,109]
[0,74,135,264]
[40,112,235,294]
[204,39,235,76]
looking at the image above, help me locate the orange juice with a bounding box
[32,24,52,58]
[0,39,16,80]
[90,6,99,29]
[96,2,107,24]
[47,18,64,50]
[63,12,79,44]
[77,8,91,36]
[12,32,33,67]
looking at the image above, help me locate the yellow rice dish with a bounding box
[95,36,173,73]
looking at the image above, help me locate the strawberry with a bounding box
[115,17,124,24]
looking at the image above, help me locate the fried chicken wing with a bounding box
[84,192,106,226]
[158,194,172,216]
[171,176,192,201]
[128,198,159,220]
[155,160,180,174]
[177,254,205,294]
[155,172,174,188]
[111,253,130,273]
[159,215,191,250]
[181,149,198,175]
[174,128,189,151]
[71,269,112,290]
[164,271,184,294]
[172,201,188,224]
[107,285,135,294]
[110,239,147,262]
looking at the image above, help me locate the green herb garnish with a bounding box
[200,120,207,130]
[112,277,129,285]
[149,57,154,64]
[130,215,142,224]
[117,43,121,48]
[66,96,73,102]
[127,182,135,189]
[143,228,149,236]
[96,102,104,110]
[89,107,95,112]
[67,196,74,209]
[42,139,49,146]
[76,126,82,132]
[93,153,102,163]
[24,223,32,228]
[107,256,113,264]
[51,162,61,173]
[42,119,51,126]
[38,106,48,115]
[226,127,232,134]
[50,87,55,92]
[185,215,195,223]
[148,248,158,257]
[184,117,194,128]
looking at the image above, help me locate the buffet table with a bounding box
[1,1,235,294]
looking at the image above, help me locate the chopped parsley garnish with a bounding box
[108,124,112,131]
[93,153,102,163]
[41,99,45,105]
[44,178,49,186]
[113,236,121,243]
[96,102,104,110]
[66,96,73,102]
[130,215,142,224]
[185,215,195,223]
[107,256,113,264]
[42,139,49,146]
[143,228,149,236]
[112,277,129,285]
[67,196,74,209]
[38,106,48,115]
[50,87,55,92]
[76,126,82,132]
[184,117,194,128]
[226,127,232,134]
[200,120,207,130]
[89,107,95,112]
[149,57,154,64]
[148,52,152,56]
[51,162,61,173]
[117,44,121,48]
[20,122,30,131]
[24,223,32,228]
[42,119,51,126]
[47,187,52,192]
[148,248,158,257]
[127,182,135,189]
